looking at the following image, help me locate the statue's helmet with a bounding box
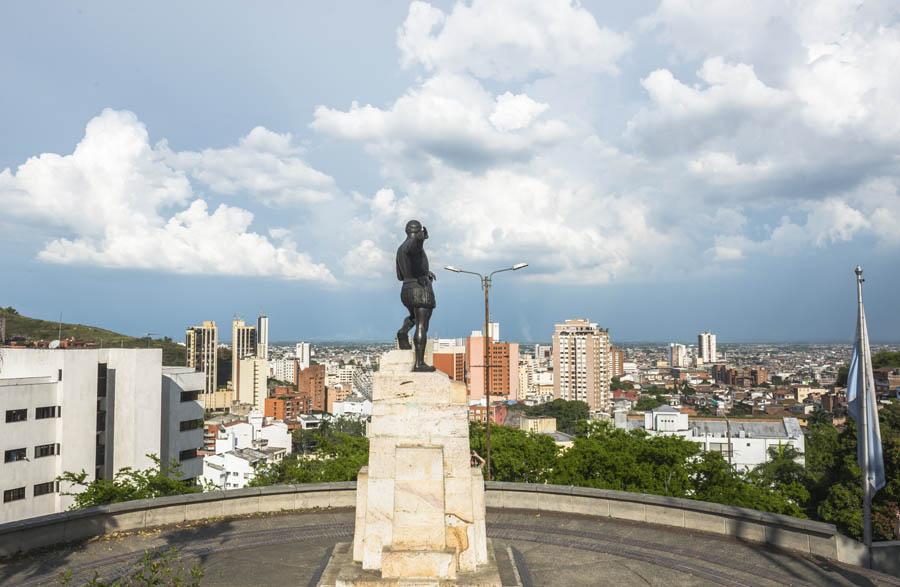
[405,219,422,235]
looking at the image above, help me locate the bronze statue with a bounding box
[396,219,436,372]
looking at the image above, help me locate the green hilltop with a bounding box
[0,306,186,366]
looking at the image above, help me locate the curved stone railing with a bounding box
[0,482,896,576]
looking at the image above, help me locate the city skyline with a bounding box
[2,1,900,343]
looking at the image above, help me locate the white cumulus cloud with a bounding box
[397,0,631,80]
[0,109,335,282]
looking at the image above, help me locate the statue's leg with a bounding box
[397,309,414,350]
[412,308,435,372]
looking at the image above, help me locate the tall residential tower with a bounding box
[552,319,611,412]
[698,331,717,364]
[186,321,218,396]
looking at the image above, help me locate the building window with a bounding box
[33,481,57,496]
[35,443,59,458]
[5,409,27,423]
[3,487,25,503]
[179,419,203,432]
[4,448,27,463]
[179,448,198,461]
[35,406,60,419]
[180,390,199,402]
[97,363,108,398]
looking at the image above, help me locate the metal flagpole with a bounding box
[855,266,872,564]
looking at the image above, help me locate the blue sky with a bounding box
[1,0,898,343]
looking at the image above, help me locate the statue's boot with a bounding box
[412,338,436,372]
[397,317,414,350]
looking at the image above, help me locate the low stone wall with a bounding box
[0,483,356,558]
[484,482,899,576]
[1,482,897,576]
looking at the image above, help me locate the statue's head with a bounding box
[405,219,423,236]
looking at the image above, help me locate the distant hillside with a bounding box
[0,307,186,366]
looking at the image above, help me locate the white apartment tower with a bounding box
[256,314,269,360]
[552,319,611,412]
[186,321,218,396]
[295,342,311,371]
[669,343,688,368]
[0,348,203,523]
[231,318,257,389]
[698,332,717,364]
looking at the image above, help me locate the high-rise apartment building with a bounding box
[466,332,519,401]
[433,339,466,382]
[698,331,717,364]
[296,364,326,413]
[552,319,611,412]
[186,321,218,396]
[231,318,257,390]
[1,349,202,523]
[295,342,311,371]
[609,346,625,377]
[237,357,268,412]
[669,343,688,368]
[256,314,269,360]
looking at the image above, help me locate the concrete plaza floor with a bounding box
[1,509,897,586]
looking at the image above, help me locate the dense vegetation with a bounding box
[58,456,200,510]
[0,307,186,365]
[517,398,589,434]
[250,419,369,486]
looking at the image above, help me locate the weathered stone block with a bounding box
[221,496,259,517]
[143,504,185,528]
[725,518,766,542]
[569,495,609,517]
[295,490,331,510]
[609,500,645,522]
[645,504,684,528]
[381,549,457,580]
[258,492,295,513]
[683,509,725,535]
[808,534,837,559]
[502,490,539,511]
[537,491,570,513]
[765,526,810,553]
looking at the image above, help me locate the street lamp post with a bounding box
[445,262,528,481]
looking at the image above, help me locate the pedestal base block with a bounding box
[319,542,503,587]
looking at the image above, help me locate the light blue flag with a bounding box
[846,286,886,493]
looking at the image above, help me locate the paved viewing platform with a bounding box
[1,487,898,586]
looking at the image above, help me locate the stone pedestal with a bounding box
[319,350,500,586]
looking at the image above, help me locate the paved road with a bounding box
[1,509,897,586]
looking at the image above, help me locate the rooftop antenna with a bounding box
[57,313,62,342]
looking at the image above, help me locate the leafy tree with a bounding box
[553,423,697,496]
[610,377,634,391]
[688,451,804,517]
[253,426,369,486]
[634,395,665,411]
[873,350,900,369]
[810,401,900,540]
[524,399,589,435]
[469,422,557,483]
[58,455,199,510]
[748,445,810,510]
